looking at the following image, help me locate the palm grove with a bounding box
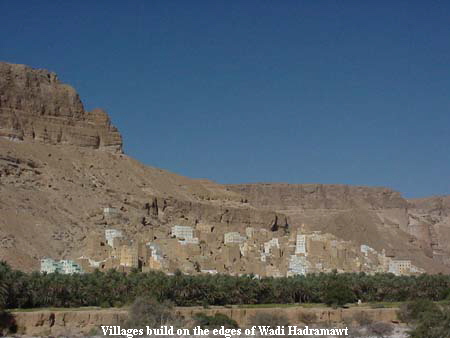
[1,261,450,309]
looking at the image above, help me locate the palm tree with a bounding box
[0,261,12,308]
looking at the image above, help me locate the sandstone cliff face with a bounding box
[0,62,122,152]
[1,61,449,275]
[226,184,407,210]
[407,196,450,266]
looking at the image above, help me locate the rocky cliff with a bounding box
[0,62,122,152]
[226,184,408,210]
[1,61,449,275]
[407,196,450,266]
[226,184,450,273]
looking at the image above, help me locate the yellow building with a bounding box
[119,244,139,268]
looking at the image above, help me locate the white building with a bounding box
[260,253,267,262]
[171,225,194,240]
[224,232,246,244]
[295,234,307,254]
[103,207,119,217]
[40,258,83,274]
[105,229,123,247]
[59,260,83,274]
[264,238,279,254]
[147,243,164,262]
[288,255,309,276]
[361,244,377,256]
[40,258,60,273]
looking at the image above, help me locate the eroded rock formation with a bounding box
[1,61,449,275]
[226,184,450,273]
[0,62,122,152]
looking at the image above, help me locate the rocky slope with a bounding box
[0,138,285,271]
[407,196,450,266]
[0,62,122,152]
[226,184,450,273]
[1,61,449,274]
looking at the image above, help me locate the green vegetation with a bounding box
[126,297,182,329]
[193,313,239,329]
[2,261,450,310]
[0,263,8,309]
[0,310,17,336]
[0,262,16,335]
[322,274,357,307]
[398,299,450,338]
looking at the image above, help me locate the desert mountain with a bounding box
[0,62,122,152]
[226,184,450,273]
[0,62,449,275]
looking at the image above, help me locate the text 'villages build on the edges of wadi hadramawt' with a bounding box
[101,325,350,338]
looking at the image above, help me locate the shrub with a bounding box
[249,312,290,328]
[397,299,439,324]
[126,297,182,329]
[193,313,239,329]
[396,300,450,338]
[0,310,17,335]
[407,304,450,338]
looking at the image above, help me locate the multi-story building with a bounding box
[119,244,139,268]
[224,232,246,244]
[40,258,83,274]
[59,260,84,274]
[288,255,309,276]
[295,234,307,254]
[105,229,123,247]
[389,260,412,276]
[103,207,118,216]
[171,225,194,240]
[40,258,61,273]
[264,238,279,254]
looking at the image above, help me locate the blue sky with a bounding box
[1,1,449,197]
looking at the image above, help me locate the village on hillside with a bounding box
[41,206,424,277]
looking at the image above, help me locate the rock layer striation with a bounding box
[0,62,122,152]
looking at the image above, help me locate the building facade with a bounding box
[40,258,83,274]
[105,229,123,247]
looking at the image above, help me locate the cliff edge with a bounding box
[0,62,122,152]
